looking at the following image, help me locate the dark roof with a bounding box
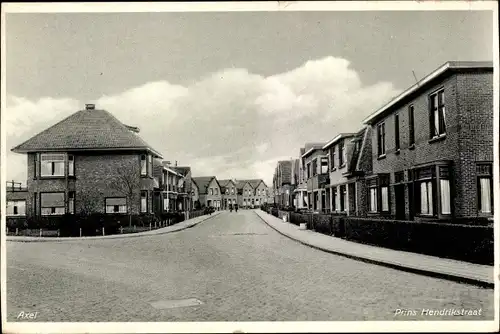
[11,108,163,157]
[302,144,325,158]
[171,166,191,176]
[363,61,493,125]
[238,179,265,189]
[217,179,232,187]
[192,176,217,195]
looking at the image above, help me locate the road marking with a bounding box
[150,298,203,310]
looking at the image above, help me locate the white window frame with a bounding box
[105,197,127,214]
[6,200,26,216]
[68,155,75,176]
[140,155,147,176]
[41,192,66,215]
[140,191,148,213]
[40,153,66,177]
[369,187,378,213]
[419,181,434,215]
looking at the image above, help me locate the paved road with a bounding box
[7,210,494,322]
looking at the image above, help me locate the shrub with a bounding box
[343,217,493,265]
[312,214,333,236]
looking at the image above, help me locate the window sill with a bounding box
[39,176,66,179]
[429,134,446,144]
[377,154,387,160]
[340,164,346,169]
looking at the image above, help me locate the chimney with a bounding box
[85,103,95,110]
[175,161,178,167]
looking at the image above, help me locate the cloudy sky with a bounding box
[4,9,494,186]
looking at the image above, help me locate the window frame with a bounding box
[408,105,415,147]
[40,153,66,178]
[339,140,345,167]
[429,88,446,139]
[6,200,26,216]
[40,192,66,216]
[140,155,147,176]
[394,113,400,152]
[68,155,75,177]
[140,190,148,213]
[68,191,75,214]
[377,122,386,157]
[477,163,494,215]
[105,197,128,214]
[330,146,336,170]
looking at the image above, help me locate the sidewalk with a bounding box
[7,211,223,243]
[254,210,494,288]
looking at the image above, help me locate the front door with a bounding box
[395,184,405,220]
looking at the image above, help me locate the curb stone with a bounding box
[6,212,222,243]
[254,210,493,288]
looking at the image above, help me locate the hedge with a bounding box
[342,217,493,265]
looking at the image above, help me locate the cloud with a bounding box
[4,56,400,186]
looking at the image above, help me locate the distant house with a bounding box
[273,160,294,208]
[219,179,237,209]
[192,176,222,210]
[10,104,162,219]
[237,179,268,208]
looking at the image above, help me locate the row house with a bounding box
[219,179,238,209]
[10,104,162,218]
[272,160,293,208]
[153,161,192,215]
[278,61,493,224]
[302,143,329,213]
[237,179,268,208]
[363,61,494,221]
[192,176,222,210]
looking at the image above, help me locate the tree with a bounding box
[77,188,102,216]
[110,159,142,227]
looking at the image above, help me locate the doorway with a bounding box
[395,184,406,220]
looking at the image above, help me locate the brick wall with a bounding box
[27,151,153,217]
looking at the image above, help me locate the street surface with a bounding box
[7,210,494,321]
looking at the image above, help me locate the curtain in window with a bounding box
[141,194,147,213]
[370,188,377,212]
[381,186,389,212]
[40,161,52,176]
[440,179,451,214]
[141,156,147,175]
[41,193,65,207]
[420,182,428,214]
[428,182,433,215]
[343,188,348,212]
[68,157,74,176]
[480,178,492,213]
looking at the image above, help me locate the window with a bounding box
[106,197,127,213]
[6,200,26,216]
[477,163,493,214]
[331,187,337,212]
[377,123,386,156]
[163,197,169,211]
[215,188,218,195]
[320,157,329,174]
[408,105,415,146]
[141,155,147,176]
[330,147,336,170]
[41,192,65,215]
[40,154,65,177]
[394,114,400,151]
[141,191,147,213]
[68,155,74,176]
[34,153,39,178]
[226,188,229,194]
[430,89,446,137]
[415,167,435,216]
[307,163,311,178]
[312,159,318,176]
[148,155,153,176]
[381,186,389,212]
[210,188,213,195]
[68,191,75,214]
[369,187,378,212]
[339,140,345,166]
[231,187,235,194]
[340,185,347,212]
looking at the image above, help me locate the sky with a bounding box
[3,9,494,187]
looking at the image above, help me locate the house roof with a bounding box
[238,179,266,189]
[302,144,325,158]
[192,176,217,195]
[11,107,163,158]
[363,61,493,125]
[322,133,356,150]
[171,166,191,176]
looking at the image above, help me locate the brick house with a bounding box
[363,61,494,221]
[323,133,357,215]
[192,176,222,210]
[302,143,329,212]
[10,104,162,219]
[238,179,268,208]
[272,160,293,208]
[219,179,238,209]
[152,161,192,215]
